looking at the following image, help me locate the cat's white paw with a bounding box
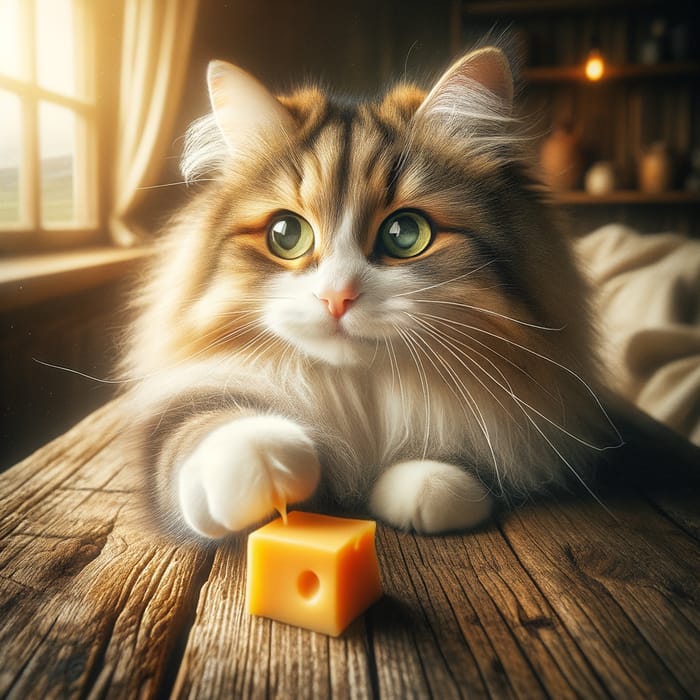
[178,415,321,537]
[369,460,493,534]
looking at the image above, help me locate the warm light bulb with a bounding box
[585,49,605,81]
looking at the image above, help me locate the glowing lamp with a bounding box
[585,49,605,81]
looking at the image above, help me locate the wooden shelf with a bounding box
[523,63,700,83]
[0,246,151,312]
[456,0,700,236]
[463,0,669,16]
[554,191,700,205]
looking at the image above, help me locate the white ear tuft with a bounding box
[207,60,294,154]
[452,46,513,106]
[181,61,295,183]
[416,46,514,124]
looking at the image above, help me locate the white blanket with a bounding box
[576,224,700,446]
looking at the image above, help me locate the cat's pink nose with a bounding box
[317,285,359,320]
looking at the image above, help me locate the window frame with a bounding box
[0,0,101,253]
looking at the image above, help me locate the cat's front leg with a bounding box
[178,415,320,537]
[369,460,493,534]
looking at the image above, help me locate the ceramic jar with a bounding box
[539,127,584,191]
[585,162,616,195]
[639,142,672,194]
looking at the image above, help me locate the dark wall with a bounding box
[0,279,131,469]
[189,0,453,97]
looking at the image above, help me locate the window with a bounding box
[0,0,98,250]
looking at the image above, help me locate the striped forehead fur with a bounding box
[180,69,525,186]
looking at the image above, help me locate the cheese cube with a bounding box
[246,511,383,636]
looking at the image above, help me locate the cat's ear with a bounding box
[416,47,513,124]
[207,60,294,155]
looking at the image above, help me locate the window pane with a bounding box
[0,90,23,226]
[36,0,75,96]
[0,0,21,79]
[39,102,74,225]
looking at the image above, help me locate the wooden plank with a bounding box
[501,496,700,699]
[370,527,479,699]
[370,524,609,699]
[2,401,699,698]
[171,536,375,699]
[646,489,700,542]
[0,402,122,518]
[0,403,215,699]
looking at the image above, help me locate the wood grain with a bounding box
[1,401,699,698]
[172,537,376,699]
[0,404,214,699]
[501,497,700,699]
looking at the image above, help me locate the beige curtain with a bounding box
[110,0,199,246]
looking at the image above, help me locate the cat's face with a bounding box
[176,49,581,375]
[217,105,516,368]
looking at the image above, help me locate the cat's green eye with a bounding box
[379,210,433,259]
[267,214,314,260]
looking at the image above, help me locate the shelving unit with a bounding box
[522,62,700,83]
[554,190,700,205]
[455,0,700,235]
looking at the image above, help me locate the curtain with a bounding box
[110,0,199,246]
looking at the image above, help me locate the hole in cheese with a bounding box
[297,569,321,601]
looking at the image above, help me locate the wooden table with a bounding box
[1,402,699,699]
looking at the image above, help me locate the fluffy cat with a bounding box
[123,46,618,539]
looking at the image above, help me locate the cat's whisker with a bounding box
[414,311,623,449]
[234,328,278,361]
[233,294,296,303]
[136,178,217,191]
[224,333,291,396]
[400,324,494,471]
[276,338,300,374]
[35,315,264,387]
[410,299,564,332]
[413,311,620,452]
[410,314,522,428]
[177,322,269,374]
[406,319,514,488]
[453,332,610,504]
[199,315,259,338]
[393,325,432,460]
[213,308,261,318]
[427,332,604,504]
[418,312,559,404]
[34,312,254,386]
[404,323,502,487]
[197,320,264,353]
[513,401,616,519]
[368,338,381,368]
[393,259,497,298]
[384,336,408,435]
[32,358,130,385]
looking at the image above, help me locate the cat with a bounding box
[123,46,619,539]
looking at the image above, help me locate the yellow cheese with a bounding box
[246,511,383,636]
